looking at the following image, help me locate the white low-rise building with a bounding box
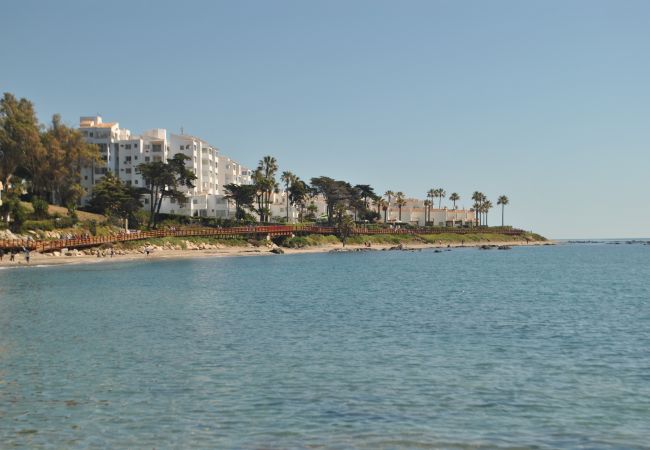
[383,198,476,226]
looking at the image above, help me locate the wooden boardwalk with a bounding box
[0,225,525,253]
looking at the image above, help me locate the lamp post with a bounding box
[256,189,263,223]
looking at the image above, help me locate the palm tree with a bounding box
[280,170,295,222]
[482,200,493,226]
[372,196,380,214]
[378,200,387,223]
[384,190,394,222]
[255,156,278,222]
[471,191,483,226]
[423,199,432,225]
[497,195,509,227]
[449,192,460,210]
[436,188,446,208]
[426,188,435,221]
[395,192,406,221]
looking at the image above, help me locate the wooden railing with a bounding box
[0,225,525,252]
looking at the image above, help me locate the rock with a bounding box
[497,245,512,250]
[270,248,285,254]
[479,245,494,250]
[53,251,61,257]
[0,230,17,240]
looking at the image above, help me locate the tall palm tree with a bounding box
[436,188,446,208]
[497,195,509,227]
[381,200,389,223]
[373,196,382,215]
[395,192,406,221]
[384,190,394,222]
[423,199,432,225]
[426,189,435,222]
[449,192,460,210]
[471,191,483,226]
[280,171,296,222]
[482,200,493,226]
[255,156,278,222]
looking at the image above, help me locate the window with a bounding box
[144,198,149,204]
[126,180,132,186]
[125,144,131,149]
[125,168,132,174]
[134,156,138,160]
[134,144,138,148]
[134,180,138,185]
[180,145,184,150]
[84,175,88,180]
[125,156,131,162]
[193,199,198,204]
[152,144,162,152]
[145,157,150,162]
[89,132,93,137]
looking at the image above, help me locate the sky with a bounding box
[1,0,649,239]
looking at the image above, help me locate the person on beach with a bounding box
[23,249,30,264]
[0,249,4,261]
[10,251,15,262]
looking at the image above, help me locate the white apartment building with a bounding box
[79,116,252,218]
[214,155,254,218]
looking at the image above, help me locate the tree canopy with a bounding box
[137,153,196,228]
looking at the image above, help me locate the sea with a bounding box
[1,242,649,449]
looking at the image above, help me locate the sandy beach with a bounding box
[0,239,553,269]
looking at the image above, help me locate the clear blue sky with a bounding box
[2,0,649,239]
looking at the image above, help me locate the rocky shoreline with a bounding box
[0,239,553,268]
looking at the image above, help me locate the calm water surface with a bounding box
[1,244,649,449]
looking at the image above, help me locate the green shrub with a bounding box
[88,219,97,236]
[282,234,340,248]
[22,219,54,231]
[31,197,49,219]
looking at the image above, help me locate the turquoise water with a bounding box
[1,244,649,449]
